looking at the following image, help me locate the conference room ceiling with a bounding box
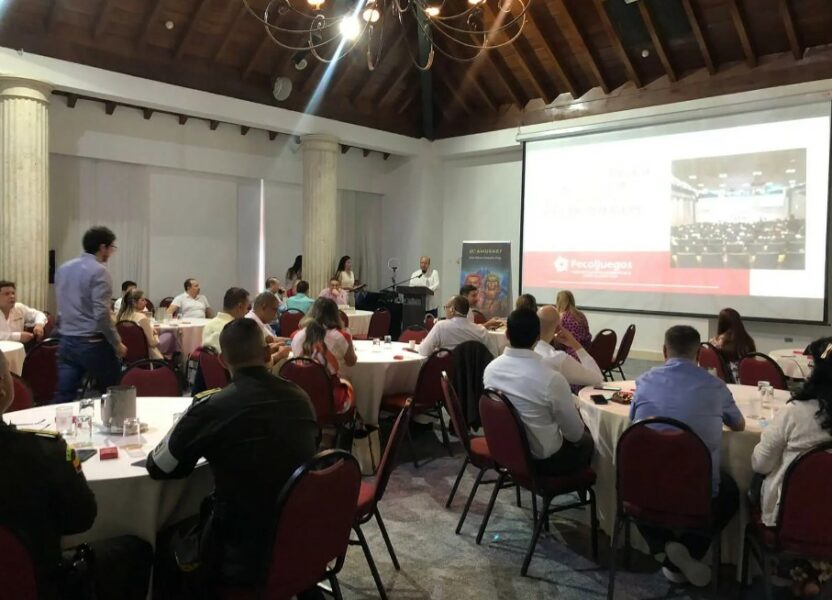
[2,0,832,140]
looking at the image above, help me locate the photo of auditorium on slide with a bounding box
[670,148,806,271]
[520,103,830,323]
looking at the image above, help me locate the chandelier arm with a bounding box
[431,0,528,35]
[430,14,526,49]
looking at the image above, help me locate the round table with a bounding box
[769,348,813,380]
[3,397,213,547]
[157,317,211,362]
[577,381,790,573]
[343,309,373,338]
[0,340,25,375]
[487,328,509,356]
[343,340,426,426]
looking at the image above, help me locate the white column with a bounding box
[301,134,339,296]
[0,76,51,309]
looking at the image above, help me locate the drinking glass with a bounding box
[383,335,392,349]
[372,338,381,352]
[55,405,75,437]
[122,417,142,449]
[76,414,93,446]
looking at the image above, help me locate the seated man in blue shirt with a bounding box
[629,325,745,588]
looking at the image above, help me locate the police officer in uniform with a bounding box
[147,318,320,597]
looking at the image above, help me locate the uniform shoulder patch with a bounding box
[193,387,221,403]
[66,446,83,473]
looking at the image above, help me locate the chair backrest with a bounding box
[197,347,229,390]
[9,374,34,412]
[280,309,305,337]
[612,324,636,366]
[616,417,712,529]
[0,526,37,600]
[424,313,436,331]
[265,450,361,599]
[144,299,155,313]
[411,349,454,412]
[440,371,471,453]
[471,310,486,325]
[20,337,59,405]
[338,310,350,328]
[279,358,336,427]
[479,389,533,481]
[116,320,149,364]
[738,353,787,390]
[119,360,181,397]
[775,440,832,557]
[159,296,174,309]
[452,340,494,429]
[367,308,391,339]
[42,313,56,338]
[372,399,413,503]
[698,342,732,383]
[399,325,427,344]
[589,328,618,370]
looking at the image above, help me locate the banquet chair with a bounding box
[589,329,618,381]
[116,320,150,365]
[10,374,35,412]
[42,312,56,339]
[144,298,155,313]
[424,313,436,331]
[0,526,37,600]
[608,417,719,599]
[605,324,635,380]
[738,353,787,390]
[452,340,493,429]
[339,310,350,329]
[279,309,305,337]
[21,337,59,405]
[158,296,174,310]
[478,390,598,575]
[741,441,832,600]
[380,349,454,467]
[352,399,413,600]
[471,309,487,325]
[399,325,428,344]
[698,342,733,383]
[119,360,181,397]
[218,450,361,600]
[364,308,392,340]
[196,347,229,390]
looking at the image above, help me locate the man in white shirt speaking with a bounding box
[0,280,47,343]
[534,305,603,389]
[483,308,594,476]
[419,295,496,356]
[168,278,214,319]
[410,256,440,316]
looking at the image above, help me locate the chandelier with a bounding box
[240,0,528,71]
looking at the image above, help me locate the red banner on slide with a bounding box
[523,251,750,296]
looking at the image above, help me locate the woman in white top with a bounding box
[335,256,356,292]
[117,290,164,360]
[751,337,832,527]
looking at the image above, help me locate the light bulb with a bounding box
[362,3,381,22]
[307,0,325,8]
[425,5,440,16]
[468,0,484,5]
[339,16,361,40]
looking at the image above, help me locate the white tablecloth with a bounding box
[0,340,25,375]
[577,381,789,570]
[4,397,213,547]
[343,341,426,425]
[157,317,210,360]
[343,309,373,338]
[769,348,813,379]
[488,329,509,356]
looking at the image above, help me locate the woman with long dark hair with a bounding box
[285,255,302,291]
[710,308,755,381]
[117,289,165,359]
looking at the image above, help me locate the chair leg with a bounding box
[515,484,522,508]
[328,571,344,600]
[588,488,599,562]
[374,508,400,571]
[353,525,388,600]
[607,516,623,600]
[762,551,774,600]
[531,492,538,525]
[475,472,505,545]
[623,517,632,570]
[436,407,452,457]
[456,468,485,534]
[740,527,751,589]
[405,426,419,469]
[711,532,721,596]
[618,366,626,380]
[445,456,469,508]
[521,496,553,576]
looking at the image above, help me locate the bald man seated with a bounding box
[534,305,603,387]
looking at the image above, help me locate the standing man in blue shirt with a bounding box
[54,226,127,404]
[629,325,745,588]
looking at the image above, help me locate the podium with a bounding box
[398,286,434,330]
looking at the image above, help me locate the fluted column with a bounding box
[301,134,339,295]
[0,76,51,309]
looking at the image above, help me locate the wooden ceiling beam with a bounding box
[728,0,756,67]
[350,35,404,105]
[175,0,212,59]
[243,31,272,80]
[779,0,803,60]
[592,0,642,88]
[524,6,579,98]
[680,0,715,75]
[435,66,473,115]
[556,0,609,94]
[638,0,676,82]
[214,4,249,61]
[92,0,112,39]
[327,54,361,95]
[375,61,415,107]
[137,0,165,48]
[466,71,499,112]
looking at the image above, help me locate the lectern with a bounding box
[397,286,434,329]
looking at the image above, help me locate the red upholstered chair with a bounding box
[352,399,413,600]
[365,308,391,340]
[0,526,37,600]
[218,450,361,600]
[116,320,150,365]
[698,342,733,383]
[42,312,56,339]
[119,360,181,397]
[338,310,350,329]
[159,296,174,310]
[424,313,436,331]
[589,329,618,381]
[9,374,34,412]
[380,349,454,467]
[741,441,832,599]
[398,325,427,344]
[607,417,718,598]
[606,324,635,380]
[21,337,59,405]
[471,310,487,325]
[197,347,229,390]
[478,390,598,575]
[279,309,305,338]
[738,353,787,390]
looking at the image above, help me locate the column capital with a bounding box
[301,134,339,154]
[0,76,52,103]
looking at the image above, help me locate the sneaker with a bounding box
[662,566,688,585]
[665,541,711,588]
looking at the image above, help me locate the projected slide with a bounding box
[521,104,830,322]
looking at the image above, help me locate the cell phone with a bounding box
[76,448,97,462]
[593,385,621,392]
[590,394,609,405]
